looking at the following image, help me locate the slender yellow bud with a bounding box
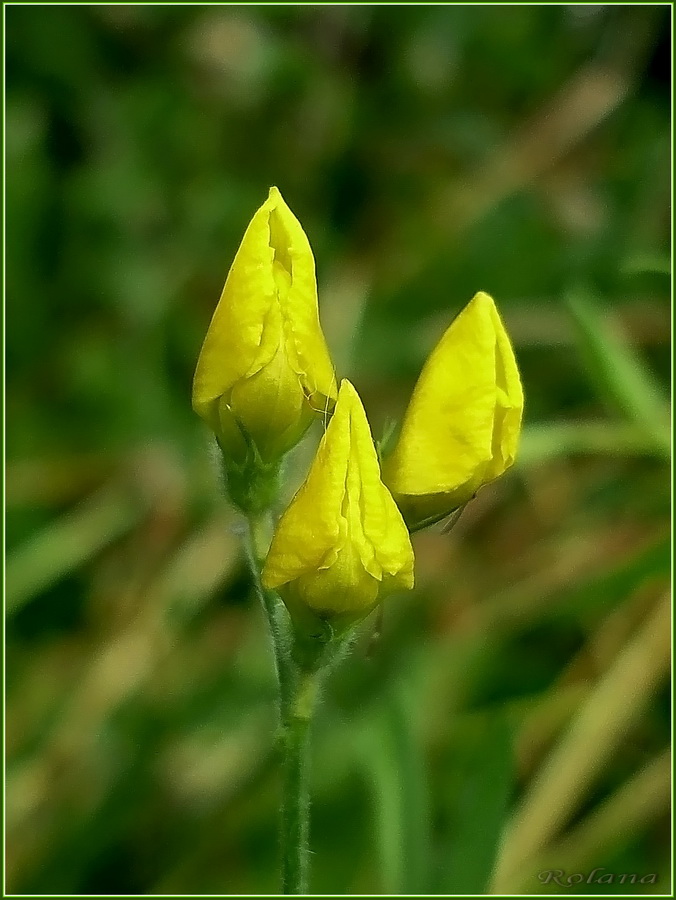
[262,380,414,629]
[192,187,337,465]
[383,292,523,527]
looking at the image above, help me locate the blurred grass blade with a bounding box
[490,592,671,893]
[360,676,431,894]
[439,713,514,894]
[566,288,670,456]
[518,421,669,463]
[552,532,670,619]
[524,748,671,894]
[477,531,670,636]
[6,486,141,616]
[621,254,671,277]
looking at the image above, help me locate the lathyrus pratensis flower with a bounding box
[262,380,414,630]
[383,292,523,528]
[192,187,337,466]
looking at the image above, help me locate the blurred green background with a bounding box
[5,5,671,896]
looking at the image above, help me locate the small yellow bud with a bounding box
[383,292,523,526]
[192,187,337,464]
[262,380,414,627]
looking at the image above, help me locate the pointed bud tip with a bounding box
[267,185,283,207]
[337,378,357,400]
[467,290,497,314]
[336,379,366,420]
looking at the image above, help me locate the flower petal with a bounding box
[192,192,277,424]
[384,292,499,496]
[192,187,338,462]
[484,297,524,479]
[261,381,351,588]
[267,188,338,406]
[262,379,414,616]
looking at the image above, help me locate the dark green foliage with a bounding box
[6,5,670,895]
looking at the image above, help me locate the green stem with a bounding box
[243,511,319,894]
[281,669,319,894]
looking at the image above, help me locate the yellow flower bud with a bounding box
[383,292,523,527]
[262,380,414,628]
[192,187,337,464]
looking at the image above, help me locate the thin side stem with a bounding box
[244,512,294,715]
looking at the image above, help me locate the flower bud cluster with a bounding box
[193,188,523,628]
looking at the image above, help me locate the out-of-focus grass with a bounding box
[5,5,671,896]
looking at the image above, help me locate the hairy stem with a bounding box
[280,669,319,894]
[243,511,319,894]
